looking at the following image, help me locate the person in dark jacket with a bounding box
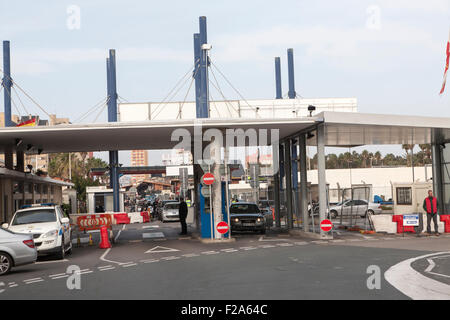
[179,197,188,235]
[423,190,440,235]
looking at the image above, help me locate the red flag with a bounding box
[440,30,450,95]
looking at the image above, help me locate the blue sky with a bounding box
[0,1,449,164]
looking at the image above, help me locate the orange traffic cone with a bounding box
[99,226,112,249]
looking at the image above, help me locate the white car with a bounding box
[328,199,382,219]
[2,204,72,259]
[161,202,180,222]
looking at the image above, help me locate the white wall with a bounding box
[118,97,357,121]
[306,166,433,200]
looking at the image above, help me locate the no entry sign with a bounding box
[216,221,229,234]
[320,219,333,232]
[202,172,215,186]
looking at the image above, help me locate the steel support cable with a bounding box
[209,68,237,116]
[12,86,30,115]
[2,82,22,118]
[152,69,194,120]
[177,63,201,119]
[74,96,108,123]
[93,101,109,123]
[209,90,221,118]
[0,68,52,118]
[210,61,259,115]
[76,96,109,123]
[209,67,239,117]
[177,77,195,119]
[151,64,195,118]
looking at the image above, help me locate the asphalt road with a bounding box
[1,221,449,300]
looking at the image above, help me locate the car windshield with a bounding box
[165,203,179,209]
[230,204,260,214]
[11,209,56,225]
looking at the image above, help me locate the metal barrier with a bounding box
[333,186,373,231]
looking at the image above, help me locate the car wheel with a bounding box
[367,209,374,215]
[330,210,338,219]
[0,252,12,276]
[55,236,65,260]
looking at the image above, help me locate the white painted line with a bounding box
[201,251,219,255]
[114,225,125,242]
[24,277,43,282]
[142,225,159,229]
[259,244,276,248]
[50,275,69,280]
[294,241,309,245]
[145,246,179,254]
[99,267,116,271]
[385,251,450,300]
[9,284,18,288]
[35,259,69,265]
[240,246,257,251]
[49,273,67,278]
[220,248,238,252]
[97,265,113,269]
[425,259,436,273]
[160,256,180,261]
[121,263,137,268]
[311,241,328,244]
[140,259,160,263]
[259,236,290,242]
[143,232,165,239]
[330,240,345,243]
[277,243,294,246]
[182,253,200,257]
[25,279,44,284]
[424,257,450,279]
[76,270,93,275]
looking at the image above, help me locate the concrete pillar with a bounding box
[432,143,443,214]
[16,151,24,172]
[291,138,299,226]
[317,124,328,238]
[210,137,223,239]
[299,134,309,232]
[272,144,281,228]
[284,140,293,229]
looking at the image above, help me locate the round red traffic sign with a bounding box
[202,172,215,186]
[216,221,229,234]
[320,219,333,232]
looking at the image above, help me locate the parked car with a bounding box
[2,204,72,259]
[157,200,177,221]
[230,202,273,234]
[0,227,37,275]
[328,200,382,219]
[161,202,180,222]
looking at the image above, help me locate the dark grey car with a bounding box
[230,202,272,234]
[0,228,37,275]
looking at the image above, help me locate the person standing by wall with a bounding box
[179,197,188,235]
[423,190,440,235]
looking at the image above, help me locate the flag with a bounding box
[16,118,36,127]
[440,30,450,95]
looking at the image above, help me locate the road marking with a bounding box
[221,248,238,253]
[8,283,18,288]
[294,241,309,245]
[259,236,290,242]
[424,258,450,279]
[145,246,180,254]
[240,246,257,251]
[201,251,219,255]
[140,259,160,263]
[277,243,294,246]
[347,239,362,242]
[182,253,200,257]
[311,241,328,244]
[49,273,67,278]
[121,263,137,268]
[161,256,180,261]
[142,225,159,229]
[24,278,44,284]
[385,251,450,300]
[99,267,115,271]
[330,240,345,243]
[35,259,69,265]
[259,244,276,248]
[143,232,165,239]
[50,274,69,280]
[114,225,126,242]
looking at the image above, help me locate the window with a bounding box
[396,187,412,205]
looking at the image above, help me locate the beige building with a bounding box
[131,150,149,184]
